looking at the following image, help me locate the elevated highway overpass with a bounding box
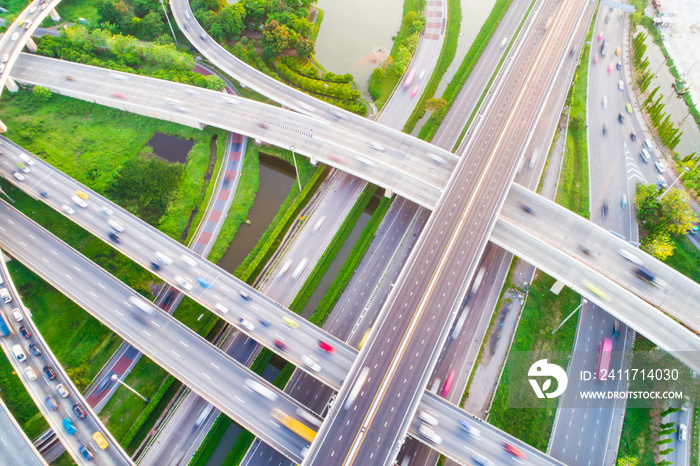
[2,1,696,460]
[0,200,563,465]
[8,53,455,210]
[303,0,598,463]
[0,0,61,130]
[2,100,700,376]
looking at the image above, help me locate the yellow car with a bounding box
[582,280,611,302]
[75,190,89,200]
[92,431,109,450]
[615,46,620,56]
[282,316,299,329]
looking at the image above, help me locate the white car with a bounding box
[12,171,26,182]
[62,204,76,215]
[1,54,8,63]
[618,248,642,265]
[602,95,607,109]
[301,355,322,373]
[71,195,88,208]
[56,383,70,398]
[24,367,37,381]
[238,316,255,332]
[174,275,193,291]
[655,160,666,173]
[11,308,23,322]
[0,288,11,304]
[618,80,624,91]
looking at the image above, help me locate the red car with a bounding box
[318,341,336,354]
[503,443,526,458]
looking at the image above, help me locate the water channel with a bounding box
[300,195,380,319]
[642,34,700,157]
[218,154,296,273]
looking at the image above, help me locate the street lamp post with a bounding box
[160,0,179,48]
[657,166,690,201]
[0,185,15,204]
[111,374,149,402]
[552,298,587,335]
[289,146,302,192]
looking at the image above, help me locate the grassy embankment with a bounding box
[411,0,514,140]
[476,13,596,450]
[0,88,224,437]
[368,0,432,110]
[192,190,393,465]
[400,0,462,131]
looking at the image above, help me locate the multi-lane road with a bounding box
[306,1,597,464]
[0,254,130,465]
[9,53,454,210]
[0,395,46,466]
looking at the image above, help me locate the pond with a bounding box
[146,133,195,164]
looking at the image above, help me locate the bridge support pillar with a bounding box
[384,187,393,198]
[309,156,318,167]
[49,8,61,22]
[0,120,6,134]
[25,37,37,53]
[4,77,18,93]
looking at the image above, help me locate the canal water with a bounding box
[300,195,381,319]
[146,133,195,163]
[314,0,403,99]
[218,154,296,273]
[641,34,700,157]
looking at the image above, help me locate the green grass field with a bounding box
[0,88,223,439]
[488,274,579,451]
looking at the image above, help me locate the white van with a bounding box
[155,252,173,265]
[244,379,278,401]
[12,345,26,362]
[107,219,124,233]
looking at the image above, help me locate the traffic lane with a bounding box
[263,173,364,304]
[350,0,600,458]
[0,399,45,466]
[414,395,563,465]
[309,0,587,460]
[490,217,700,368]
[0,253,129,465]
[9,56,450,209]
[548,304,632,465]
[244,199,427,464]
[0,138,357,390]
[0,203,318,463]
[504,183,700,333]
[433,0,531,149]
[169,0,461,170]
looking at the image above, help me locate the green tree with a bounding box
[32,85,52,102]
[426,98,446,113]
[192,0,226,13]
[295,38,314,58]
[262,20,290,59]
[658,188,697,235]
[139,10,165,40]
[617,457,638,466]
[290,17,312,38]
[133,0,160,17]
[218,3,246,38]
[643,232,674,260]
